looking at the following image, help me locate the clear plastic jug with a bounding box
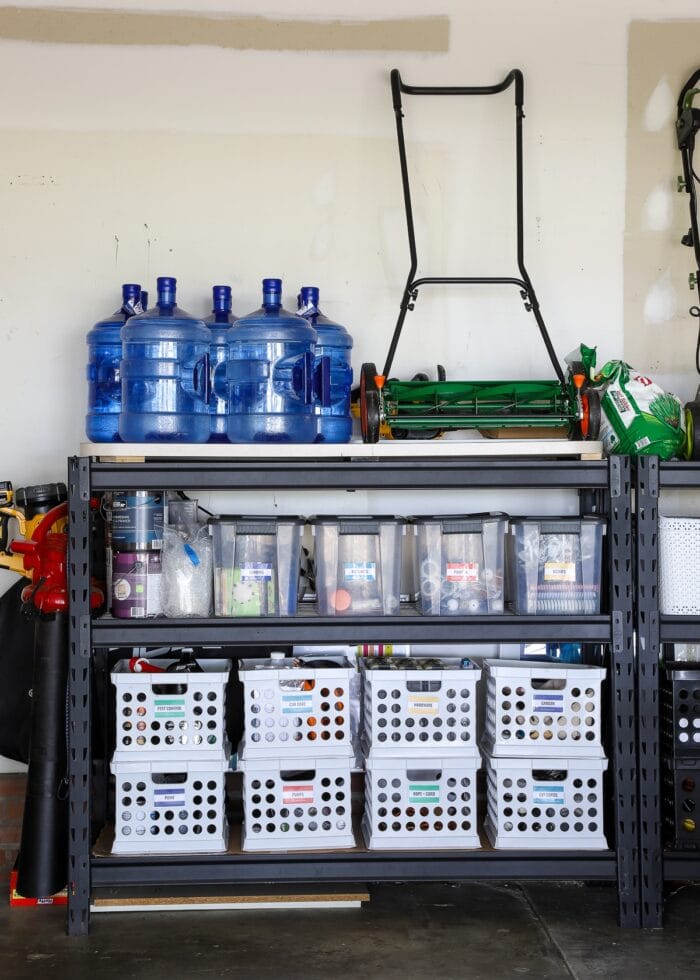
[205,285,237,443]
[298,286,353,443]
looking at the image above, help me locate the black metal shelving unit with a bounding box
[635,457,700,927]
[67,452,639,936]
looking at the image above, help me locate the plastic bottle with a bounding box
[119,276,211,443]
[205,285,237,443]
[226,278,318,443]
[298,286,353,443]
[85,283,143,443]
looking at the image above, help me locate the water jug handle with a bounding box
[192,353,211,404]
[314,355,332,408]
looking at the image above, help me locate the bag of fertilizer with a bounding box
[567,344,686,459]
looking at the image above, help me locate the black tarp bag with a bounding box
[0,578,34,763]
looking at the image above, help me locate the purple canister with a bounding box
[111,550,163,618]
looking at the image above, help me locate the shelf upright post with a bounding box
[635,455,663,927]
[608,454,641,926]
[67,456,93,936]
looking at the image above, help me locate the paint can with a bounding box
[111,550,163,618]
[107,490,164,551]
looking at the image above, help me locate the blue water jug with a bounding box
[119,276,211,443]
[85,283,143,443]
[226,278,319,443]
[298,286,353,443]
[205,285,238,443]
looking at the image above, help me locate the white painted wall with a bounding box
[1,0,699,769]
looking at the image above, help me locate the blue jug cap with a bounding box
[122,283,141,301]
[156,276,177,309]
[262,278,282,305]
[212,285,232,312]
[299,286,319,307]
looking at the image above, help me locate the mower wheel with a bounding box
[360,362,381,443]
[685,401,700,460]
[580,387,602,441]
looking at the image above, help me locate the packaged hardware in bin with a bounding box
[238,755,354,851]
[411,513,507,615]
[209,516,304,616]
[361,656,481,752]
[481,659,606,758]
[311,516,405,616]
[362,755,480,849]
[659,517,700,615]
[238,653,355,758]
[507,517,606,615]
[662,758,700,850]
[484,755,608,849]
[111,657,231,763]
[110,757,229,854]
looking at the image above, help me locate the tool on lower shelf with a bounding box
[358,68,600,444]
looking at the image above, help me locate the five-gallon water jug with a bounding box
[298,286,353,443]
[85,283,143,443]
[205,285,237,443]
[119,276,211,443]
[226,278,319,443]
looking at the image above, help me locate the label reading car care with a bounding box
[446,562,479,583]
[408,784,440,805]
[407,695,439,716]
[533,693,564,713]
[283,784,314,805]
[240,563,273,581]
[543,561,576,583]
[281,693,313,714]
[343,562,376,582]
[532,785,565,806]
[154,787,186,807]
[154,698,186,717]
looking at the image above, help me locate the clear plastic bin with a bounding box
[311,516,405,616]
[411,514,507,615]
[209,516,304,617]
[507,517,606,615]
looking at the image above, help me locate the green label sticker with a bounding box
[408,784,440,805]
[154,698,186,717]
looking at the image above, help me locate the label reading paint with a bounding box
[154,698,186,718]
[543,561,576,583]
[408,784,440,805]
[281,693,313,714]
[532,785,565,806]
[154,788,186,807]
[446,562,479,583]
[533,693,564,713]
[240,563,273,581]
[283,784,314,805]
[343,562,376,583]
[408,695,439,716]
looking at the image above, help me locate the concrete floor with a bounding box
[2,880,700,979]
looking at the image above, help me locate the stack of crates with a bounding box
[110,657,232,854]
[360,657,482,849]
[660,660,700,849]
[237,653,356,851]
[481,659,608,849]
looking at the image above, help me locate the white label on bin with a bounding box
[408,784,440,804]
[282,694,313,713]
[240,563,273,581]
[154,788,186,807]
[533,693,564,713]
[154,699,186,717]
[343,562,376,582]
[408,695,439,716]
[446,562,479,583]
[543,561,576,582]
[283,784,313,805]
[532,785,565,805]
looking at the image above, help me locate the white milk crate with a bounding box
[111,757,229,855]
[485,755,608,849]
[659,517,700,614]
[481,660,606,758]
[238,755,354,851]
[362,660,481,754]
[238,657,355,758]
[362,755,480,849]
[111,659,231,763]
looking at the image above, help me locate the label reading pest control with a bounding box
[532,785,565,806]
[282,694,313,714]
[533,693,564,713]
[154,698,186,717]
[240,563,273,581]
[408,784,440,805]
[283,784,314,805]
[408,695,439,716]
[446,562,479,583]
[543,562,576,583]
[343,562,376,583]
[154,788,186,807]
